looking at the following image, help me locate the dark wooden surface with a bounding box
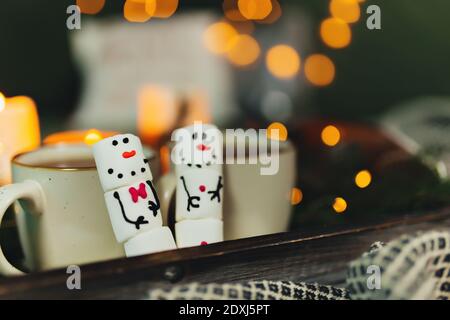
[0,206,449,299]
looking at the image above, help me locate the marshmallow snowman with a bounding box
[172,123,224,248]
[93,134,176,257]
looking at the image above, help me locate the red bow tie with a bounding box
[129,183,148,203]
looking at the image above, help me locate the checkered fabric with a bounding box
[148,230,450,300]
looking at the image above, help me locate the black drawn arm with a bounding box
[180,176,200,212]
[113,192,149,230]
[208,176,223,203]
[146,180,160,217]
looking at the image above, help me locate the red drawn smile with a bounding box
[122,150,136,159]
[197,144,210,151]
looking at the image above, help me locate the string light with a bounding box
[124,0,152,22]
[238,0,273,20]
[76,0,105,15]
[320,17,352,49]
[266,45,301,79]
[290,188,303,205]
[267,122,288,141]
[304,54,336,87]
[321,125,341,147]
[226,34,260,66]
[355,170,372,189]
[333,197,347,213]
[204,22,238,55]
[329,0,361,23]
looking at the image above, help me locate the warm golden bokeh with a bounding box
[226,34,260,66]
[290,188,303,205]
[145,0,157,16]
[204,22,238,55]
[76,0,105,15]
[266,45,301,79]
[238,0,273,20]
[267,122,288,141]
[0,92,5,112]
[124,1,152,22]
[320,18,352,49]
[321,125,341,147]
[153,0,179,18]
[257,0,282,24]
[223,0,247,22]
[304,54,336,87]
[355,170,372,189]
[84,129,104,146]
[330,0,361,23]
[333,197,347,213]
[138,86,178,146]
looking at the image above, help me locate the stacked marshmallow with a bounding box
[93,134,176,257]
[172,124,224,248]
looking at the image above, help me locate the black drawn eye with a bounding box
[118,173,123,179]
[108,168,114,174]
[143,159,148,164]
[112,140,118,146]
[141,167,146,173]
[131,171,136,176]
[192,132,198,140]
[123,137,129,144]
[202,133,207,140]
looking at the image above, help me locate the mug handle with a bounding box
[0,180,46,276]
[156,173,176,227]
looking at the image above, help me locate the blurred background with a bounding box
[0,0,449,235]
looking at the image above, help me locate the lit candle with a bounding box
[44,129,118,146]
[0,93,41,185]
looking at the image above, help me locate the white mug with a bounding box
[158,139,297,241]
[0,145,127,275]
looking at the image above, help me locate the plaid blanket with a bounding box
[148,231,450,300]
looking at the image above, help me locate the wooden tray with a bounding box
[0,206,449,299]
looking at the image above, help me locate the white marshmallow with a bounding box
[175,218,223,248]
[124,227,177,257]
[104,180,163,243]
[172,123,223,169]
[175,168,223,222]
[93,134,153,192]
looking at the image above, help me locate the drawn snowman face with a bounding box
[172,124,223,170]
[93,134,153,192]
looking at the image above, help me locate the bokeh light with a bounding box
[290,188,303,205]
[0,92,5,112]
[226,34,261,66]
[223,0,247,21]
[333,197,347,213]
[266,45,301,79]
[330,0,361,23]
[204,22,238,55]
[355,170,372,189]
[76,0,105,15]
[321,125,341,147]
[84,129,104,146]
[267,122,288,141]
[153,0,178,18]
[124,1,152,22]
[304,54,336,87]
[320,17,352,49]
[238,0,273,20]
[257,0,282,24]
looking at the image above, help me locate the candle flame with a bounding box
[0,93,5,112]
[84,129,104,146]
